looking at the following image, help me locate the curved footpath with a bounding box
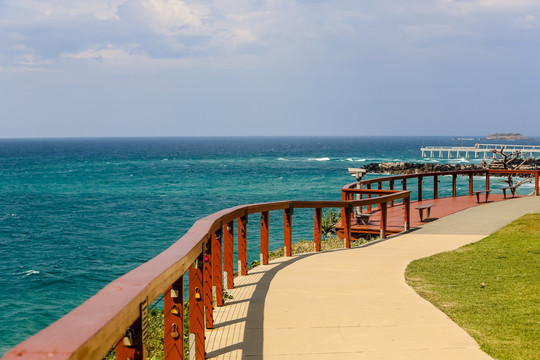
[206,196,540,359]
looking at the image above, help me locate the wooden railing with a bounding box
[3,192,411,360]
[343,169,540,202]
[4,169,538,360]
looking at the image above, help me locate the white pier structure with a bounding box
[421,143,540,159]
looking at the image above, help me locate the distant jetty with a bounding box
[420,143,540,159]
[486,133,528,140]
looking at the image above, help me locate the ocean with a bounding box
[1,136,539,355]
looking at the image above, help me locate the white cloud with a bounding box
[140,0,206,35]
[17,53,52,66]
[5,0,126,20]
[60,45,143,66]
[224,29,257,49]
[2,0,540,74]
[0,51,53,73]
[440,0,540,15]
[57,43,214,71]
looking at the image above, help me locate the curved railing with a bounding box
[3,169,538,360]
[3,191,411,360]
[344,169,539,201]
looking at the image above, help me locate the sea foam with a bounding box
[15,270,40,278]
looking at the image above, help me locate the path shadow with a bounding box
[206,252,316,358]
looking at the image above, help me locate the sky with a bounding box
[1,0,539,138]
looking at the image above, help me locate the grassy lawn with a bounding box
[406,214,540,360]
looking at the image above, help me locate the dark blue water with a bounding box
[1,136,538,354]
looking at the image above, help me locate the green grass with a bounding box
[406,214,540,360]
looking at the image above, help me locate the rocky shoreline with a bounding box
[362,160,540,175]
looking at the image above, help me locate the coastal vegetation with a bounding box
[405,214,540,359]
[321,208,341,236]
[266,234,371,261]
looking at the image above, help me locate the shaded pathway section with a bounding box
[206,197,540,359]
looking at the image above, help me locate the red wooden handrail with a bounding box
[343,169,540,197]
[3,191,411,360]
[4,168,538,360]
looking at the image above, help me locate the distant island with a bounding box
[486,133,528,140]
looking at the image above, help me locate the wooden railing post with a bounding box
[434,175,438,199]
[116,318,143,360]
[367,184,372,212]
[314,208,322,252]
[343,204,352,248]
[418,176,423,202]
[380,202,388,239]
[402,179,407,191]
[260,211,269,265]
[469,174,474,196]
[284,206,293,256]
[164,277,184,360]
[390,180,394,207]
[486,171,490,191]
[204,241,213,329]
[212,229,223,307]
[189,255,205,360]
[224,221,234,290]
[238,215,248,276]
[341,191,348,226]
[452,174,457,197]
[536,172,539,195]
[404,196,410,230]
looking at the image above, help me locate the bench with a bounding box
[415,204,434,222]
[355,213,372,225]
[501,186,517,199]
[474,190,492,203]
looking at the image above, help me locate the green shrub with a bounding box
[321,208,341,236]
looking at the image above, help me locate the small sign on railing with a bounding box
[141,297,149,347]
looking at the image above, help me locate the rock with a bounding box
[361,159,540,175]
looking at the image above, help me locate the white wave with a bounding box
[277,157,288,161]
[15,270,40,278]
[344,158,366,162]
[308,157,330,161]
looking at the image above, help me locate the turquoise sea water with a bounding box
[1,136,539,355]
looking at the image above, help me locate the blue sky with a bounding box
[1,0,539,137]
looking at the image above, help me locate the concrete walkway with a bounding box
[206,196,540,359]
